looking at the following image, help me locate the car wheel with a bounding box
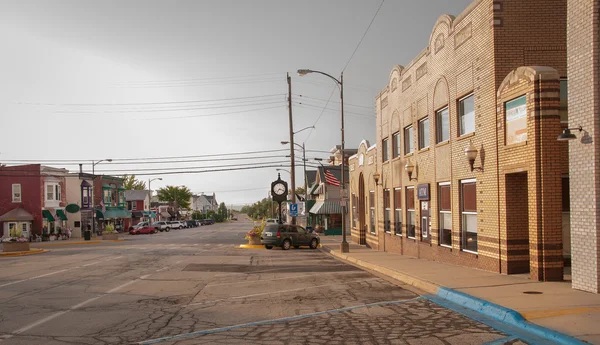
[166,228,170,232]
[282,239,291,250]
[265,245,273,250]
[159,229,164,232]
[294,245,300,249]
[179,226,183,229]
[309,238,319,249]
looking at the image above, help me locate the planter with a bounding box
[102,233,119,241]
[2,242,30,252]
[248,237,261,245]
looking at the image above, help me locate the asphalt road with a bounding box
[0,219,525,345]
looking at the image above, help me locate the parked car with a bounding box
[186,220,198,228]
[266,218,278,224]
[129,221,149,231]
[152,221,170,232]
[204,218,215,225]
[261,224,320,250]
[167,221,185,230]
[231,216,238,221]
[129,226,157,235]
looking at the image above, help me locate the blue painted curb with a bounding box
[436,287,588,345]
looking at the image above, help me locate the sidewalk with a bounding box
[320,236,600,344]
[31,236,127,247]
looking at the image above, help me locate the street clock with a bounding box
[271,174,288,202]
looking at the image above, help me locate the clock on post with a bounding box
[271,174,288,223]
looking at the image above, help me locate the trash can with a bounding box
[84,230,91,241]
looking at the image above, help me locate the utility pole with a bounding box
[287,72,296,224]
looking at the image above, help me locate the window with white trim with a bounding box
[436,107,450,143]
[459,94,475,136]
[406,186,415,238]
[45,183,61,202]
[384,189,391,233]
[461,179,477,253]
[132,202,137,210]
[12,184,21,203]
[394,188,402,235]
[369,190,375,234]
[82,187,91,207]
[438,182,452,247]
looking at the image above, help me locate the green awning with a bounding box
[118,186,126,190]
[143,211,157,218]
[305,200,316,214]
[309,201,343,215]
[103,208,131,219]
[56,209,68,221]
[308,184,318,195]
[95,209,104,219]
[102,183,111,188]
[42,209,55,221]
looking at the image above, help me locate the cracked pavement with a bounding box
[0,219,526,345]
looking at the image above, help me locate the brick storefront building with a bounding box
[350,0,571,283]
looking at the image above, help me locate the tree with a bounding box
[157,186,192,210]
[191,211,202,220]
[123,175,146,190]
[218,202,228,220]
[295,187,306,196]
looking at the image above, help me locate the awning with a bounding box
[308,184,319,195]
[160,211,171,218]
[42,209,55,221]
[132,211,144,218]
[309,201,343,215]
[102,183,111,188]
[95,209,104,219]
[149,211,157,218]
[0,207,34,221]
[103,208,131,219]
[56,209,68,221]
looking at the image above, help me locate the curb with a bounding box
[239,244,323,249]
[0,248,49,257]
[34,239,125,247]
[321,245,587,345]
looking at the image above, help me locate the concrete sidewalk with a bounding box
[31,237,127,247]
[320,236,600,344]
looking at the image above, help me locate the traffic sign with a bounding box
[289,203,298,217]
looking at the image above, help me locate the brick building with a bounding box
[566,0,600,292]
[349,0,570,283]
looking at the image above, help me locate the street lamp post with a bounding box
[90,159,112,240]
[281,141,308,201]
[148,177,162,220]
[298,69,349,253]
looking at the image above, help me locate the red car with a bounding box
[129,226,157,235]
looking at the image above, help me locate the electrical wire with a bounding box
[55,101,287,114]
[342,0,385,72]
[294,94,374,110]
[111,72,285,86]
[142,105,286,120]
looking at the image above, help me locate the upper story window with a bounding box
[392,132,400,159]
[560,78,568,123]
[103,187,112,204]
[46,183,61,202]
[459,94,475,136]
[404,125,414,155]
[436,107,449,143]
[132,201,137,210]
[12,184,21,203]
[418,118,429,150]
[82,186,91,208]
[382,137,389,162]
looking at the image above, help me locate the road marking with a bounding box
[185,278,379,307]
[206,273,338,287]
[0,256,123,288]
[138,297,422,344]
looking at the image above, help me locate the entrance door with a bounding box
[421,201,430,241]
[358,173,366,245]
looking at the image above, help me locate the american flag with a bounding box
[324,169,341,186]
[100,199,106,213]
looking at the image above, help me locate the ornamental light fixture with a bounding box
[404,159,417,181]
[373,172,381,185]
[557,126,583,141]
[465,140,483,172]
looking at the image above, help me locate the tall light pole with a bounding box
[298,69,349,253]
[286,73,297,225]
[148,178,162,219]
[281,141,308,200]
[90,159,112,240]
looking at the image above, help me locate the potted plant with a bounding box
[102,223,119,241]
[1,226,30,252]
[49,227,56,241]
[245,222,265,245]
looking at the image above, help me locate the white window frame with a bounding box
[384,189,391,233]
[45,182,61,202]
[461,179,478,254]
[459,94,475,136]
[438,182,452,248]
[12,184,21,203]
[418,117,430,150]
[82,187,90,206]
[406,186,415,239]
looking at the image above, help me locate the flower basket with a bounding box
[248,237,261,245]
[2,239,30,252]
[245,222,265,244]
[102,224,118,240]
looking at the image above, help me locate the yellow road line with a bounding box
[0,249,49,257]
[522,306,600,320]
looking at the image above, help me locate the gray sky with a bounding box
[0,0,472,206]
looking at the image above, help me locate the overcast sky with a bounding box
[0,0,472,206]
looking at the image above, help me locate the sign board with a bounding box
[417,184,430,200]
[297,202,305,216]
[289,203,298,217]
[505,95,527,145]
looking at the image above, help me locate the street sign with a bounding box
[298,202,305,216]
[289,203,298,217]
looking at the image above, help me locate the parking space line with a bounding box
[138,297,422,344]
[185,277,379,307]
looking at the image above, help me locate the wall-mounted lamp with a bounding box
[404,159,417,181]
[557,126,583,141]
[373,172,381,185]
[465,140,483,172]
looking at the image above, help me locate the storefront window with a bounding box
[439,183,452,247]
[384,189,390,233]
[461,180,477,253]
[406,187,415,238]
[369,190,375,234]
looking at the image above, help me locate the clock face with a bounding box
[272,183,286,196]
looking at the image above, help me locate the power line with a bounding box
[342,0,385,72]
[55,100,287,114]
[295,103,375,118]
[112,72,285,86]
[143,105,286,120]
[111,77,284,89]
[295,94,374,110]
